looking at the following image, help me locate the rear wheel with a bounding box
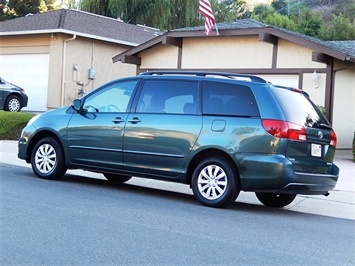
[4,95,22,112]
[104,173,132,184]
[31,137,67,180]
[255,193,296,208]
[191,157,240,208]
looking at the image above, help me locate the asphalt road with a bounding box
[1,162,355,265]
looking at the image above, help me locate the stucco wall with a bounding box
[140,44,179,69]
[277,39,324,69]
[302,72,327,107]
[47,35,136,107]
[181,36,273,69]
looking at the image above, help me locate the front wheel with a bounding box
[4,95,22,112]
[31,137,67,180]
[255,193,296,208]
[191,157,240,208]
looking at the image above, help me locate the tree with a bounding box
[319,13,355,40]
[297,8,323,37]
[0,0,7,20]
[271,0,287,15]
[2,0,57,19]
[214,0,246,22]
[77,0,245,30]
[251,4,297,31]
[79,0,111,17]
[334,0,355,23]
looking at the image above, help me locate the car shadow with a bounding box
[60,173,302,217]
[4,163,349,220]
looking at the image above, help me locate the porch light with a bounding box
[312,70,319,89]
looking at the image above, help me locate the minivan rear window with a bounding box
[271,87,330,128]
[202,81,259,117]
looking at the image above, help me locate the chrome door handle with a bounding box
[112,117,125,123]
[128,117,141,124]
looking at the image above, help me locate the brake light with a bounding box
[262,120,307,141]
[330,131,337,147]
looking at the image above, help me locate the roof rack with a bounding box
[140,71,267,83]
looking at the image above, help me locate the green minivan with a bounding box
[18,72,339,208]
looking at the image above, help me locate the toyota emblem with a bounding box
[318,131,323,139]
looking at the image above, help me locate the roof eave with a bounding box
[266,28,354,62]
[112,33,165,63]
[0,29,139,47]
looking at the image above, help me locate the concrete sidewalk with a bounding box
[1,140,354,220]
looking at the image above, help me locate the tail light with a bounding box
[330,131,337,147]
[262,119,307,141]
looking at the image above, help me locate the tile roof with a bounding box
[173,18,270,31]
[328,41,355,58]
[0,9,162,46]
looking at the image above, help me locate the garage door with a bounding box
[0,54,49,111]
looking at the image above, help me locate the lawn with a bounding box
[0,111,35,140]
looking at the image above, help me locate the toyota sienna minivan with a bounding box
[18,71,339,208]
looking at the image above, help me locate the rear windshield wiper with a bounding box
[319,123,332,130]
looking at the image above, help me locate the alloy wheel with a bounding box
[197,164,228,200]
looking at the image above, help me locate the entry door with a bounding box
[123,79,202,178]
[66,79,138,170]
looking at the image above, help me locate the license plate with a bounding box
[311,144,322,157]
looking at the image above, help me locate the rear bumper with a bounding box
[237,154,339,195]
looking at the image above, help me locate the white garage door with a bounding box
[0,54,49,111]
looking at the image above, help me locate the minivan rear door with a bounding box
[271,87,337,174]
[123,78,202,178]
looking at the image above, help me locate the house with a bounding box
[112,19,355,149]
[0,9,161,111]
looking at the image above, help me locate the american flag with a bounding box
[199,0,216,35]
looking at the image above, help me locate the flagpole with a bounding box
[215,23,219,36]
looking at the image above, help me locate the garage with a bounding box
[0,54,49,112]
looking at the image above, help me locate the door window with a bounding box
[83,79,137,113]
[136,80,199,114]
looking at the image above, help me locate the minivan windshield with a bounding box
[271,87,331,129]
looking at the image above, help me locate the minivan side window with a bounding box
[202,81,260,117]
[136,80,199,114]
[83,80,137,113]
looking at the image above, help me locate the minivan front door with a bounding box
[66,79,138,170]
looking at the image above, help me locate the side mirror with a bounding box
[72,99,82,112]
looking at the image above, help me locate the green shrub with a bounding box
[0,111,35,140]
[317,105,326,116]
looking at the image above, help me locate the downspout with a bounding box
[61,34,76,107]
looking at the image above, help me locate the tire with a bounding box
[255,193,296,208]
[31,137,67,180]
[191,157,240,208]
[104,173,132,184]
[4,95,22,112]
